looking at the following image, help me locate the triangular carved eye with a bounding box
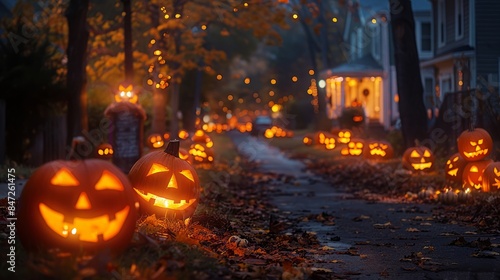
[51,168,79,186]
[494,167,500,176]
[453,157,459,162]
[423,150,431,157]
[410,150,421,158]
[95,170,124,191]
[179,170,194,182]
[470,166,479,172]
[147,163,170,176]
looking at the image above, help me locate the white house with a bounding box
[320,0,432,129]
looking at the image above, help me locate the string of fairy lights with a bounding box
[144,0,326,116]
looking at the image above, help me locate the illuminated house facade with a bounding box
[320,0,432,129]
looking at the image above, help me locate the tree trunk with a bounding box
[122,0,133,84]
[389,0,428,148]
[151,88,167,134]
[65,0,89,145]
[170,80,180,138]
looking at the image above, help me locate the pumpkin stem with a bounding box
[164,140,180,158]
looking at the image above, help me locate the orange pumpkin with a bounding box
[457,128,493,161]
[189,143,215,163]
[363,140,393,160]
[482,162,500,192]
[95,143,114,160]
[444,153,468,183]
[340,138,364,156]
[402,146,434,172]
[17,160,138,253]
[128,140,200,220]
[335,129,352,144]
[462,159,493,190]
[147,133,165,149]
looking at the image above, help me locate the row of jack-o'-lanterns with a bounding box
[303,129,395,161]
[444,128,499,193]
[264,126,294,139]
[16,140,202,254]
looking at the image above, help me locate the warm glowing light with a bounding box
[175,13,181,18]
[228,94,233,101]
[270,79,277,85]
[394,94,399,103]
[238,98,243,104]
[217,74,223,80]
[201,24,207,30]
[269,91,275,96]
[332,17,338,22]
[291,76,298,82]
[309,69,315,75]
[371,18,377,24]
[292,13,298,20]
[318,80,326,88]
[51,169,79,186]
[244,78,251,84]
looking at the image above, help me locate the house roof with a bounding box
[321,54,384,78]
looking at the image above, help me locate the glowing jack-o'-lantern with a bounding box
[462,159,493,190]
[457,128,493,161]
[324,137,336,150]
[191,129,214,148]
[115,84,138,104]
[178,129,190,140]
[95,143,114,160]
[363,140,393,160]
[482,162,500,192]
[444,153,468,183]
[336,129,352,144]
[341,138,364,156]
[189,143,215,163]
[303,134,314,146]
[17,159,138,252]
[179,147,194,164]
[128,140,200,220]
[402,146,434,172]
[147,133,165,149]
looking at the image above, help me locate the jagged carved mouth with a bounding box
[134,188,197,210]
[39,203,130,242]
[411,162,432,170]
[464,149,488,158]
[447,168,458,176]
[370,149,387,157]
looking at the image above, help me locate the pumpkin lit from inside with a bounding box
[457,128,493,161]
[17,160,138,252]
[179,147,194,164]
[95,143,114,160]
[444,153,467,183]
[178,130,190,140]
[402,147,434,172]
[128,140,200,220]
[115,84,138,104]
[482,162,500,192]
[189,143,215,163]
[336,129,352,144]
[363,140,393,160]
[147,133,165,149]
[341,139,364,156]
[462,159,493,190]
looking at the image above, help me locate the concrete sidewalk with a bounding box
[228,131,500,279]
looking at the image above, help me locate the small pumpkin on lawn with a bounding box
[444,153,468,183]
[128,140,201,220]
[147,133,165,149]
[341,138,364,156]
[95,143,114,160]
[17,159,138,253]
[363,140,394,160]
[402,146,434,172]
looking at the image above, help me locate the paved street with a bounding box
[228,131,500,280]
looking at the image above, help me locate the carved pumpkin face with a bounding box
[189,143,215,163]
[444,153,468,183]
[324,136,336,150]
[178,130,190,140]
[128,140,200,220]
[147,133,165,149]
[457,128,493,161]
[17,160,138,252]
[482,162,500,192]
[341,138,364,156]
[115,84,137,104]
[363,140,394,160]
[462,159,493,190]
[336,129,352,144]
[95,143,114,160]
[402,147,434,172]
